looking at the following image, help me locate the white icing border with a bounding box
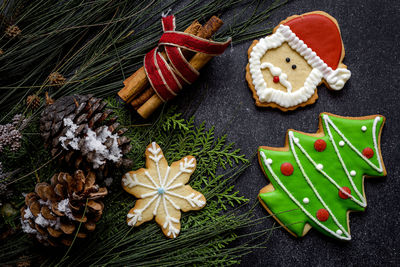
[249,25,351,108]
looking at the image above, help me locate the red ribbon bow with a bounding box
[144,15,231,102]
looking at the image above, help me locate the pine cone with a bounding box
[20,170,107,246]
[0,114,25,153]
[48,72,66,86]
[26,95,41,110]
[39,95,132,178]
[5,25,21,38]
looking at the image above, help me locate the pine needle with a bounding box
[0,0,288,265]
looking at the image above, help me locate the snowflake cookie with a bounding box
[122,142,206,238]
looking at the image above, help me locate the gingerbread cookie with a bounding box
[246,11,351,111]
[122,142,206,238]
[257,113,386,240]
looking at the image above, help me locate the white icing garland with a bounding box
[123,142,204,238]
[323,115,383,173]
[288,132,351,239]
[260,151,351,241]
[289,131,366,208]
[249,24,351,108]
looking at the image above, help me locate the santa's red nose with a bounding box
[273,76,280,83]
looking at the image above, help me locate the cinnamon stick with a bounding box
[136,94,164,118]
[133,17,223,110]
[131,87,154,108]
[118,20,202,103]
[137,16,224,119]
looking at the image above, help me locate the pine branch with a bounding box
[0,0,285,114]
[0,0,288,265]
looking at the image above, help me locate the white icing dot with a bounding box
[350,170,356,177]
[303,198,310,204]
[316,164,323,170]
[293,137,299,144]
[336,229,343,235]
[339,141,345,147]
[266,158,273,165]
[361,126,367,132]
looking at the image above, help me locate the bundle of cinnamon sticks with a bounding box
[118,16,225,119]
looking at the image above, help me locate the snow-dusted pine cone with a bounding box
[39,95,132,178]
[26,95,41,110]
[20,170,107,246]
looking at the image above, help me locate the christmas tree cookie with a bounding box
[246,11,351,111]
[258,113,386,240]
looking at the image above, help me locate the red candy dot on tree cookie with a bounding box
[338,187,351,199]
[316,209,329,222]
[362,147,374,159]
[273,76,280,83]
[280,162,294,176]
[314,139,327,152]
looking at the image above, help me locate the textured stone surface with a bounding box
[162,0,400,265]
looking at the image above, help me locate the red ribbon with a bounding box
[144,15,231,102]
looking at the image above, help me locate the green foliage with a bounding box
[162,112,189,132]
[0,101,275,266]
[0,0,287,265]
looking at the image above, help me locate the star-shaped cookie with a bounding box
[122,142,206,238]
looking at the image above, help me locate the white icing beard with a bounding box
[260,62,293,93]
[256,68,323,108]
[249,24,351,108]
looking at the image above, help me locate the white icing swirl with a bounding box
[249,24,351,108]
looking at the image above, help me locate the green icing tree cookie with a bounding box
[258,113,386,241]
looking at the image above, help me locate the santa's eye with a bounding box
[292,64,297,70]
[285,57,290,63]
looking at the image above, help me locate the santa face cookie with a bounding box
[246,11,351,111]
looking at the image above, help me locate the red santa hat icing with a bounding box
[277,12,351,90]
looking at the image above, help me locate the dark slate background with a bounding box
[159,0,400,265]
